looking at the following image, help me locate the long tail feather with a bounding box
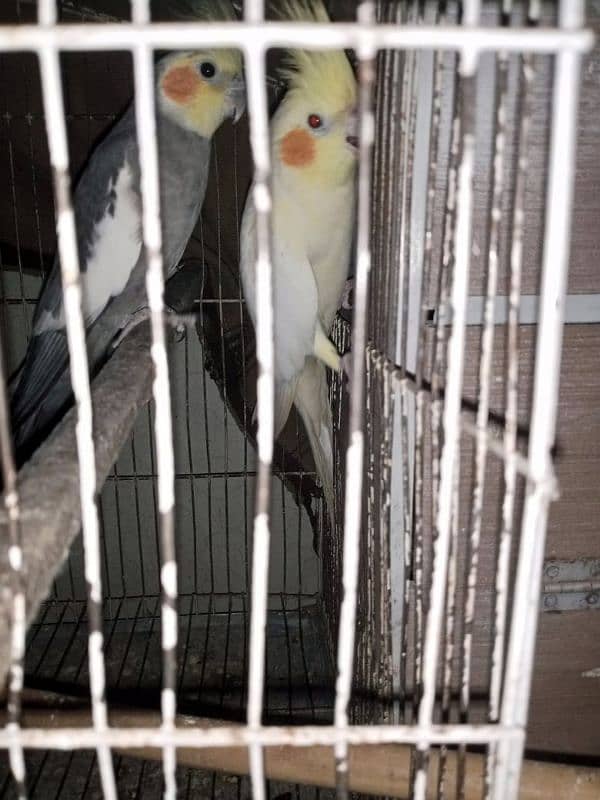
[293,357,335,529]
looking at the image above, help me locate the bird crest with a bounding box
[168,0,238,21]
[272,0,356,113]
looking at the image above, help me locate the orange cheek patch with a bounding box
[161,65,202,104]
[280,128,316,168]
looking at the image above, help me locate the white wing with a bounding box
[82,161,142,325]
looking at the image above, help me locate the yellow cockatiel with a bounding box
[240,0,358,524]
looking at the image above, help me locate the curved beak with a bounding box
[227,74,246,124]
[345,107,359,152]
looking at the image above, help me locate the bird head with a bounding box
[271,0,358,187]
[157,0,244,137]
[157,49,245,137]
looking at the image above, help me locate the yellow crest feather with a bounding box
[271,0,356,112]
[168,0,238,22]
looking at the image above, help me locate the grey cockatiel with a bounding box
[10,8,245,465]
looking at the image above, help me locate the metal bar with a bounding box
[493,2,585,797]
[381,5,410,716]
[35,2,117,797]
[462,41,510,737]
[243,2,272,798]
[421,48,460,796]
[408,5,448,738]
[365,344,543,487]
[486,41,534,800]
[414,35,478,800]
[435,293,600,326]
[0,723,520,750]
[129,3,179,797]
[0,268,26,800]
[333,4,376,797]
[542,579,600,594]
[0,23,592,55]
[388,0,419,731]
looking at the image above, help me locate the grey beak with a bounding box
[227,74,246,124]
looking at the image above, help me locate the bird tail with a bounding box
[293,357,335,530]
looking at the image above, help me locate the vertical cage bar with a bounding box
[130,2,178,797]
[243,2,272,799]
[486,39,533,800]
[459,40,511,797]
[493,2,584,797]
[412,3,446,715]
[462,47,508,724]
[414,16,479,800]
[36,2,117,798]
[437,459,460,800]
[0,330,26,798]
[333,3,376,797]
[387,1,413,729]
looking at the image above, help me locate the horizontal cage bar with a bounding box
[0,723,520,750]
[0,23,592,55]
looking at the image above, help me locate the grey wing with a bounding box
[10,106,140,450]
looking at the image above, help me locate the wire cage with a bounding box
[0,1,596,799]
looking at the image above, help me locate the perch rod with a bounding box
[0,690,597,800]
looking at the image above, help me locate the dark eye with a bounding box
[200,62,216,79]
[307,113,322,130]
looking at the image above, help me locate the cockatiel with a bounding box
[10,1,245,465]
[240,0,358,525]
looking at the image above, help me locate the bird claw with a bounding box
[112,304,193,350]
[171,318,187,343]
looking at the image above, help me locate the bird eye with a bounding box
[307,113,322,130]
[199,61,216,79]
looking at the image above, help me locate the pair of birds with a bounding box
[10,0,358,525]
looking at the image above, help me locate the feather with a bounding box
[294,358,335,529]
[239,0,357,529]
[167,0,238,22]
[270,0,356,113]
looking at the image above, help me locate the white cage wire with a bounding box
[0,1,594,799]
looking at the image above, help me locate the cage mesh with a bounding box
[0,0,594,798]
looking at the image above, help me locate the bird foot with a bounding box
[112,306,198,350]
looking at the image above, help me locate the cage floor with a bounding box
[0,595,336,799]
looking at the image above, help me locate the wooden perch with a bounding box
[0,324,153,685]
[1,690,598,799]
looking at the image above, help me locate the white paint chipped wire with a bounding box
[35,3,116,798]
[493,2,585,797]
[130,1,178,795]
[460,48,510,792]
[0,333,26,799]
[486,46,534,800]
[333,4,376,798]
[243,3,273,795]
[409,25,446,738]
[0,6,588,794]
[363,343,547,491]
[414,54,478,800]
[0,723,519,750]
[0,22,592,55]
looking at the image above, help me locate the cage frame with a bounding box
[0,1,593,799]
